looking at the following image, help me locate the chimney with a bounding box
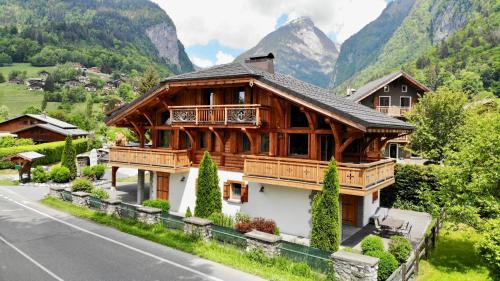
[346,87,356,96]
[245,53,275,73]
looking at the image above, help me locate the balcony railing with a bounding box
[243,156,395,192]
[109,146,191,172]
[169,104,264,126]
[376,106,411,117]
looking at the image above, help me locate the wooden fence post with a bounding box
[401,263,407,281]
[414,248,419,274]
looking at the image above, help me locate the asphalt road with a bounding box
[0,186,265,281]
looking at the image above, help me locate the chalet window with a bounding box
[379,96,390,107]
[402,84,408,92]
[160,111,170,125]
[290,105,309,128]
[400,96,411,108]
[242,133,251,152]
[199,132,206,149]
[159,130,172,148]
[383,85,390,92]
[237,88,245,104]
[289,134,308,156]
[372,190,379,203]
[202,89,214,106]
[261,134,269,153]
[223,180,248,203]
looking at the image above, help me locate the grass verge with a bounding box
[41,197,327,281]
[417,223,493,281]
[0,179,19,186]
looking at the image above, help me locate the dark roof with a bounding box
[26,114,77,129]
[109,62,414,130]
[346,70,431,102]
[11,123,89,136]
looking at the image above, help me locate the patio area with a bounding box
[341,207,432,250]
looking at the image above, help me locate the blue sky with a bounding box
[155,0,391,67]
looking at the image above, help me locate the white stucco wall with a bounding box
[362,191,380,225]
[165,168,313,237]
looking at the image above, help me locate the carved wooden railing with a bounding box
[376,106,411,117]
[244,156,395,189]
[169,104,263,126]
[109,146,190,169]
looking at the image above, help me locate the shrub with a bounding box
[143,199,170,214]
[185,207,192,217]
[388,236,412,264]
[208,212,235,228]
[365,250,398,281]
[61,135,77,179]
[245,249,272,265]
[82,166,94,178]
[0,138,88,169]
[311,158,341,252]
[291,262,311,277]
[194,151,221,218]
[90,187,109,200]
[49,166,71,183]
[71,178,93,192]
[361,235,384,254]
[476,218,500,278]
[235,212,252,233]
[92,164,106,180]
[251,217,278,235]
[32,166,48,183]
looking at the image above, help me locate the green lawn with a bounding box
[42,197,327,281]
[0,63,56,78]
[417,224,493,281]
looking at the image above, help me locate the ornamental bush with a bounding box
[143,199,170,214]
[82,166,93,178]
[49,166,71,183]
[32,166,48,183]
[311,158,341,252]
[365,250,398,281]
[92,164,106,180]
[476,218,500,278]
[0,138,88,169]
[235,212,252,233]
[90,187,109,200]
[61,135,77,179]
[194,151,221,218]
[71,178,93,192]
[388,236,412,264]
[208,212,235,228]
[251,217,278,235]
[361,235,385,254]
[185,207,192,218]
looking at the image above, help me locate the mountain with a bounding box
[0,0,193,75]
[331,0,480,91]
[235,17,338,88]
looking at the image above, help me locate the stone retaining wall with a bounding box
[332,251,379,281]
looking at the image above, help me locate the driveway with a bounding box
[0,185,265,281]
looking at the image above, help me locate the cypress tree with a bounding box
[61,135,77,179]
[311,158,341,252]
[194,151,222,218]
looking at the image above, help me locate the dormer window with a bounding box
[383,85,390,92]
[402,84,408,92]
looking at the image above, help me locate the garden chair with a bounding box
[374,217,385,235]
[399,224,412,240]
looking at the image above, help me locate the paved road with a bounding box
[0,186,265,281]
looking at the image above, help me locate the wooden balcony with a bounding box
[169,104,266,127]
[109,146,191,173]
[376,106,411,117]
[243,156,395,195]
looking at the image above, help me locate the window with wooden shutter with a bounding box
[241,184,248,203]
[223,182,230,200]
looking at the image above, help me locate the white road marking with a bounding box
[0,195,225,281]
[0,235,65,281]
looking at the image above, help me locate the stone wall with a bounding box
[332,251,379,281]
[244,230,281,258]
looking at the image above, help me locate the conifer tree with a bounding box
[194,151,222,218]
[311,158,341,252]
[138,65,160,95]
[61,135,77,179]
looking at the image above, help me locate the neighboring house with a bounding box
[39,71,50,78]
[346,71,430,159]
[0,114,89,143]
[88,67,101,73]
[26,78,45,91]
[105,54,413,238]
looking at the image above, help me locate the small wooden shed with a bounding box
[6,151,45,182]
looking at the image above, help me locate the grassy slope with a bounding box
[417,224,493,281]
[41,197,326,281]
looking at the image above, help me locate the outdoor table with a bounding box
[380,218,405,230]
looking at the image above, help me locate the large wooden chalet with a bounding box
[105,54,414,237]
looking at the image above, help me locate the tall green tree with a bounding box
[311,158,341,252]
[138,65,160,95]
[194,151,222,218]
[61,135,77,179]
[407,87,468,162]
[41,93,48,111]
[43,74,55,92]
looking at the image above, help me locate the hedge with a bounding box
[0,138,88,169]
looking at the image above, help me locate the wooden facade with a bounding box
[107,74,407,195]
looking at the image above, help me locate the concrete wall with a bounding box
[362,191,380,226]
[166,168,313,237]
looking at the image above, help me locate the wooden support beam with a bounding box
[142,112,154,126]
[242,128,258,154]
[301,107,315,130]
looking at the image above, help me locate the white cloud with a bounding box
[154,0,387,49]
[215,51,235,65]
[190,56,213,68]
